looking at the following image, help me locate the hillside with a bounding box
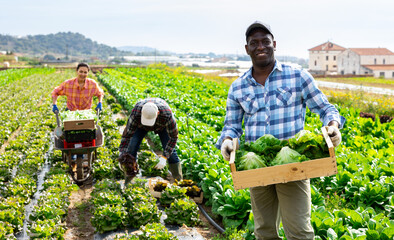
[0,32,127,59]
[117,46,157,53]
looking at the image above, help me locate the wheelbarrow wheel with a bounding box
[76,157,84,181]
[62,152,67,163]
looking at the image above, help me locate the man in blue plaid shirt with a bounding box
[217,21,345,239]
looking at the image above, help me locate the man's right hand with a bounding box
[221,139,233,161]
[155,155,167,169]
[52,104,59,113]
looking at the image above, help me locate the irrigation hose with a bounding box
[186,113,225,233]
[198,204,225,234]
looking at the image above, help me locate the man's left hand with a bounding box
[326,126,341,147]
[95,102,102,111]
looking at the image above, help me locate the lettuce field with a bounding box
[0,66,393,240]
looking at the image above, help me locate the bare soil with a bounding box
[196,205,222,239]
[64,180,95,240]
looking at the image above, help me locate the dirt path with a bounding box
[64,181,95,240]
[195,205,221,239]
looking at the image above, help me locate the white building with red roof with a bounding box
[337,48,394,78]
[308,41,346,75]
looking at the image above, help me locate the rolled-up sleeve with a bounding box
[301,70,346,128]
[51,82,65,98]
[93,81,104,97]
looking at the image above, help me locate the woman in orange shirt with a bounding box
[52,62,104,112]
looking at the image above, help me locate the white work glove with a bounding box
[155,155,167,169]
[326,126,341,147]
[221,139,234,161]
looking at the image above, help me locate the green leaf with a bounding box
[366,230,379,240]
[327,228,338,240]
[217,204,238,217]
[381,226,394,240]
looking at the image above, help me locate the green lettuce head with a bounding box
[239,152,266,170]
[271,146,308,166]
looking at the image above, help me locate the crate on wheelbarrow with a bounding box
[64,129,96,142]
[63,119,95,131]
[229,127,337,190]
[53,110,104,184]
[63,139,96,149]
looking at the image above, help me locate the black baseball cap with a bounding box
[245,21,274,40]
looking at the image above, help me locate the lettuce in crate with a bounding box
[60,109,97,121]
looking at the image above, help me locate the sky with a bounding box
[1,0,394,59]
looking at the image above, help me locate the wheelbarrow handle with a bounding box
[55,111,61,127]
[96,109,101,126]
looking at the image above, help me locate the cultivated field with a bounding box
[0,66,393,240]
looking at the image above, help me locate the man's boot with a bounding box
[168,162,183,181]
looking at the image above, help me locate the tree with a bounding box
[43,54,56,61]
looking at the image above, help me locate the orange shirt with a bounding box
[51,78,104,111]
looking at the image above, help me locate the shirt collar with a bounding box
[245,59,282,86]
[74,78,87,90]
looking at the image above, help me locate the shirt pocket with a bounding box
[275,86,294,107]
[238,93,260,115]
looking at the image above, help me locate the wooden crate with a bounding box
[229,127,337,190]
[63,119,95,131]
[148,178,204,204]
[148,178,170,198]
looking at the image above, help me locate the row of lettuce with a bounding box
[0,69,125,238]
[0,68,55,147]
[0,69,78,238]
[98,66,394,240]
[0,68,200,239]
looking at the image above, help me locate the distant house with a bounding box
[337,48,394,78]
[308,41,346,75]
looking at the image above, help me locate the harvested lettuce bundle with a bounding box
[238,152,267,170]
[288,130,329,159]
[245,134,288,163]
[60,109,97,121]
[247,134,280,154]
[271,146,309,166]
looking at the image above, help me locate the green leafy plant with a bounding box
[159,185,187,206]
[28,218,66,239]
[164,198,200,226]
[137,150,168,178]
[288,129,330,159]
[271,146,309,166]
[139,222,177,240]
[91,204,127,233]
[237,151,266,170]
[123,187,161,228]
[60,109,97,121]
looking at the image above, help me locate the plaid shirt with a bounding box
[51,78,104,110]
[216,60,346,148]
[119,98,178,158]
